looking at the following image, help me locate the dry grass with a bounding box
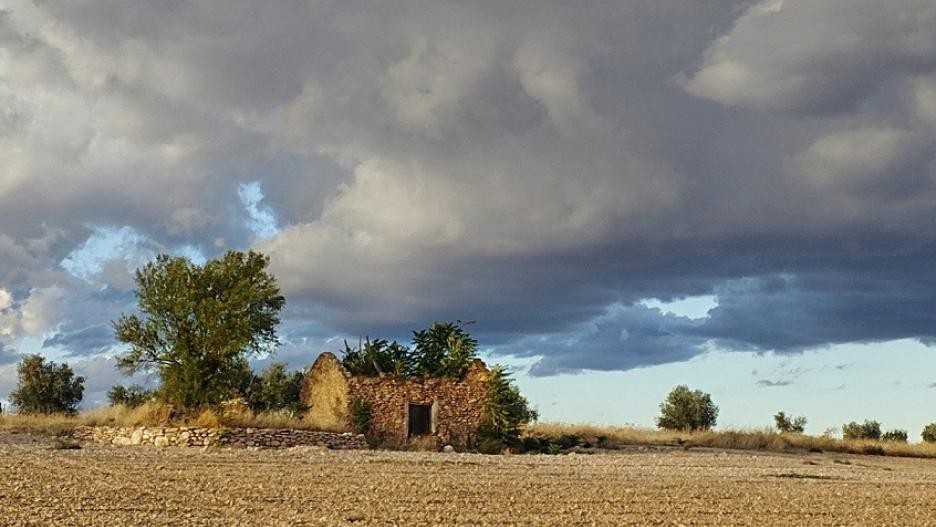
[0,412,79,436]
[526,422,936,458]
[0,401,349,434]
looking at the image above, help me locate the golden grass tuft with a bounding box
[0,399,350,435]
[0,412,79,436]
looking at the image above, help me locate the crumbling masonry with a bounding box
[301,352,490,448]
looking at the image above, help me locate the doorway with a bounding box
[407,403,432,437]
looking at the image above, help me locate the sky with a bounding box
[1,0,936,437]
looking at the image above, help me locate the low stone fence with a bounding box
[72,426,368,450]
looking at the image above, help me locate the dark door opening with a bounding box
[407,403,432,437]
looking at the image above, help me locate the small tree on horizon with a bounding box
[113,250,285,410]
[10,354,85,414]
[842,420,882,440]
[921,423,936,443]
[881,429,908,443]
[774,411,807,433]
[656,385,718,431]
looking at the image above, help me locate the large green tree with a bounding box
[10,354,85,414]
[113,250,285,409]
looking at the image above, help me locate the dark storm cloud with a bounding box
[0,341,20,365]
[42,324,115,357]
[1,0,935,379]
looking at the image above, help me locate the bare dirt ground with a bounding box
[2,432,936,526]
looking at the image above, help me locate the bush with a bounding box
[842,420,881,440]
[476,366,538,451]
[339,321,479,379]
[107,384,153,408]
[921,423,936,443]
[774,411,807,433]
[881,429,908,443]
[242,362,305,415]
[350,398,372,435]
[655,385,718,431]
[10,355,85,415]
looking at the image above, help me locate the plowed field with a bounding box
[2,433,935,526]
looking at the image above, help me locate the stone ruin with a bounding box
[301,352,490,449]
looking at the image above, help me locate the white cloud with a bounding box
[683,0,936,114]
[18,286,65,337]
[0,289,11,311]
[787,127,929,193]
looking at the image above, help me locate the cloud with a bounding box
[42,324,115,357]
[757,379,792,387]
[683,0,936,115]
[0,1,935,377]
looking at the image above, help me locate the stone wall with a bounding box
[302,353,490,449]
[72,426,367,449]
[350,360,489,448]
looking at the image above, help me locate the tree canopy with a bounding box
[113,250,285,409]
[655,385,719,431]
[10,354,85,414]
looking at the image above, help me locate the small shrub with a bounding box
[842,420,881,440]
[10,355,85,415]
[656,385,718,431]
[921,423,936,443]
[881,429,908,443]
[241,362,306,415]
[519,435,550,453]
[350,398,372,435]
[555,434,583,450]
[862,444,885,456]
[773,411,807,433]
